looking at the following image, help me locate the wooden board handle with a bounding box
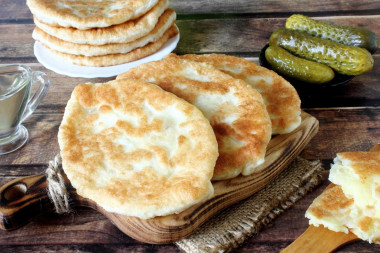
[281,225,359,253]
[0,175,54,230]
[0,174,94,231]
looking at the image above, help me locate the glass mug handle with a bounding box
[20,71,50,123]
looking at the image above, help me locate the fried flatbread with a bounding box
[306,185,380,244]
[117,54,272,180]
[306,145,380,244]
[58,78,218,219]
[27,0,159,29]
[33,9,176,56]
[306,184,380,244]
[42,25,178,66]
[178,54,301,134]
[33,0,168,45]
[329,145,380,215]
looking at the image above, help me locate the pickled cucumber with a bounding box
[269,29,374,76]
[265,45,335,84]
[286,14,379,54]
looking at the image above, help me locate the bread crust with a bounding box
[306,146,380,243]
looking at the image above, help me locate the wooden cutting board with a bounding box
[0,111,318,244]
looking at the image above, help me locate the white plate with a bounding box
[34,32,180,78]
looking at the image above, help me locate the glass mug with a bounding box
[0,65,50,155]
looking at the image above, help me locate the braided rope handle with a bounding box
[45,154,71,214]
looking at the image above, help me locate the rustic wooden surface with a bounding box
[0,0,379,252]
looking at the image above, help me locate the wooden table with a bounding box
[0,0,379,252]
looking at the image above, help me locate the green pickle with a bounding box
[285,14,379,54]
[265,46,335,84]
[269,29,374,76]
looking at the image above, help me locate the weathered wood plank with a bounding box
[0,59,379,116]
[302,108,380,160]
[170,0,380,15]
[1,173,380,252]
[0,0,31,21]
[0,63,114,114]
[0,113,61,165]
[0,245,181,253]
[0,208,132,244]
[175,15,380,56]
[0,108,378,166]
[0,165,44,178]
[0,24,35,62]
[1,16,379,62]
[1,0,380,20]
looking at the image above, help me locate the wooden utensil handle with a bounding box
[281,225,359,253]
[0,174,54,230]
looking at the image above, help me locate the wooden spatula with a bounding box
[281,225,358,253]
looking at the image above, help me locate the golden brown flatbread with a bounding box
[58,78,218,219]
[329,145,380,213]
[307,184,380,244]
[306,145,380,244]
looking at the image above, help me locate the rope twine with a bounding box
[45,154,71,214]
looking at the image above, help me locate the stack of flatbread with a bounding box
[306,145,380,244]
[27,0,178,66]
[58,53,302,220]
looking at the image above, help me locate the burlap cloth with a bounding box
[175,157,324,253]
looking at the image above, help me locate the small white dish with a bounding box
[34,31,180,78]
